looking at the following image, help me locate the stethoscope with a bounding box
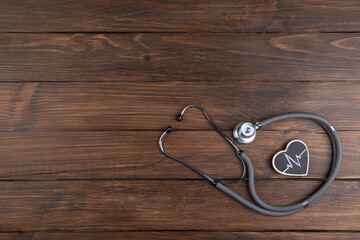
[159,104,342,217]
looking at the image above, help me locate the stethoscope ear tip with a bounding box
[166,126,173,133]
[176,114,183,121]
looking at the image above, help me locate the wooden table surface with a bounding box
[0,1,360,239]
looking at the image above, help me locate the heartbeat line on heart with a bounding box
[283,148,307,173]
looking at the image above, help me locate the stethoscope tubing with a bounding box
[159,107,342,217]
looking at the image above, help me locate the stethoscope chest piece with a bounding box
[233,122,256,144]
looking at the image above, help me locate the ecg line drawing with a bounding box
[283,148,307,173]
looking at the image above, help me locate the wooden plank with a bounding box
[0,130,356,180]
[1,1,360,33]
[1,33,360,82]
[0,82,359,131]
[0,180,357,231]
[0,231,358,240]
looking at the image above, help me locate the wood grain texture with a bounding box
[0,130,357,180]
[1,33,360,82]
[0,82,358,131]
[0,232,358,240]
[0,180,358,231]
[1,0,360,33]
[1,0,359,236]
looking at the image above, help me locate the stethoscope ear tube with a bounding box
[159,106,342,217]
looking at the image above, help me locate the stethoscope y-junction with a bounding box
[159,104,342,217]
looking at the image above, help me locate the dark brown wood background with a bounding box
[0,0,359,239]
